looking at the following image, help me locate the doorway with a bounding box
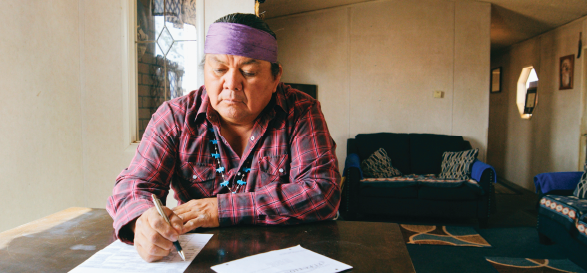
[579,47,587,169]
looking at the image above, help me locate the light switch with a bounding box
[434,91,444,98]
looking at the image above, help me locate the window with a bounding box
[516,67,539,119]
[131,0,204,141]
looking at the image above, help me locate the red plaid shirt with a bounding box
[107,83,341,243]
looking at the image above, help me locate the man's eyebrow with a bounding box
[211,56,226,65]
[241,59,260,66]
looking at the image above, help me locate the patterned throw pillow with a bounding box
[574,163,587,199]
[438,148,479,180]
[361,148,402,178]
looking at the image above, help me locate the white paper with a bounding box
[211,245,352,273]
[69,233,213,273]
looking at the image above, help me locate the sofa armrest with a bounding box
[473,161,496,219]
[534,172,582,195]
[341,166,362,219]
[471,160,496,184]
[341,153,364,219]
[471,160,496,193]
[343,153,363,179]
[476,166,495,197]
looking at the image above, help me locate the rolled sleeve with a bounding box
[106,197,153,244]
[217,192,257,226]
[106,101,180,243]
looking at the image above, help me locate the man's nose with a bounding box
[223,69,244,91]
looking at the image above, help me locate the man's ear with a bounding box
[272,64,283,92]
[277,64,283,78]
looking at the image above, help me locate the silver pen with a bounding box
[151,194,186,261]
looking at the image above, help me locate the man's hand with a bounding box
[132,206,183,262]
[173,197,220,233]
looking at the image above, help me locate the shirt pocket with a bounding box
[258,154,289,185]
[176,162,217,197]
[179,162,216,182]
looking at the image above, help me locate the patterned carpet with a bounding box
[485,257,587,273]
[400,224,491,247]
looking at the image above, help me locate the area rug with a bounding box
[400,224,491,247]
[485,257,587,273]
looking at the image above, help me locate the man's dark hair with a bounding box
[214,13,280,79]
[214,13,276,39]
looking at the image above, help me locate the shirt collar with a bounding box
[273,82,288,114]
[194,86,210,123]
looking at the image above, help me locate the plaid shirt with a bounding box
[107,83,341,243]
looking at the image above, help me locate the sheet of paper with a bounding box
[69,233,213,273]
[211,245,352,273]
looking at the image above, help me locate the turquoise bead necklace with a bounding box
[208,127,252,193]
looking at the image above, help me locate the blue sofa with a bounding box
[534,172,587,252]
[341,133,496,227]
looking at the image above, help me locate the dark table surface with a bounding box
[0,208,415,273]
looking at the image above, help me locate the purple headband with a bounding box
[204,22,278,63]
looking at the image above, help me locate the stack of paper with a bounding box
[68,234,213,273]
[211,245,352,273]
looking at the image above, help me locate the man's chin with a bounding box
[219,108,247,122]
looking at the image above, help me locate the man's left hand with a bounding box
[172,197,220,233]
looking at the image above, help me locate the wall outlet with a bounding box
[434,91,444,98]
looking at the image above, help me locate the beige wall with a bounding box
[266,0,491,171]
[205,0,255,33]
[489,17,586,190]
[0,0,253,233]
[81,0,133,210]
[0,0,84,232]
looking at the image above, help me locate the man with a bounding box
[106,13,341,262]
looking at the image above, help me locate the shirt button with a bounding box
[279,168,284,173]
[193,175,198,179]
[250,136,255,141]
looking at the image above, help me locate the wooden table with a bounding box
[0,208,415,273]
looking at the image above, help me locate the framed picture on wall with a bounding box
[559,54,574,90]
[490,67,502,93]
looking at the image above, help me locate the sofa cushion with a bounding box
[418,183,483,200]
[438,149,479,180]
[355,133,411,174]
[539,195,587,230]
[361,148,402,178]
[574,163,587,199]
[360,184,419,198]
[359,177,419,198]
[360,186,419,199]
[409,134,467,175]
[359,175,484,200]
[415,174,481,189]
[360,176,419,188]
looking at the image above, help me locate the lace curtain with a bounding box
[152,0,197,29]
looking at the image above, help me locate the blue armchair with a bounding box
[534,172,587,252]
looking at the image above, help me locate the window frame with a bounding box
[516,67,539,120]
[123,0,205,146]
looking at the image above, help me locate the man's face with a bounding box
[204,54,281,125]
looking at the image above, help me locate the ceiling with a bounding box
[260,0,587,53]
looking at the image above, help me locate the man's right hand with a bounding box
[132,206,183,262]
